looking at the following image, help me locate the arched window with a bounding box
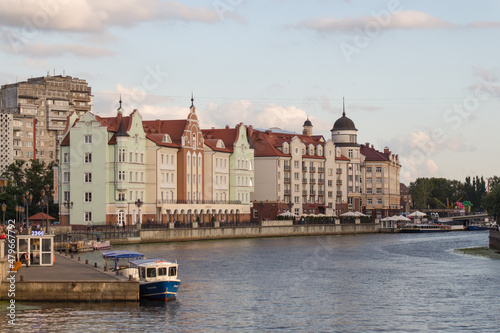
[162,134,172,143]
[118,210,126,227]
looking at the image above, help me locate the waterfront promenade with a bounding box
[0,253,138,301]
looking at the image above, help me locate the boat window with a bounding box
[158,267,167,276]
[168,267,177,277]
[147,268,156,278]
[140,267,146,278]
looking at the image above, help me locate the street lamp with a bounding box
[0,178,8,193]
[1,203,6,226]
[39,184,54,231]
[22,189,33,233]
[64,201,74,226]
[135,199,143,229]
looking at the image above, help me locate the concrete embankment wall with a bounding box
[114,223,380,244]
[489,230,500,250]
[0,281,138,302]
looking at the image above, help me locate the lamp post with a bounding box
[64,201,74,226]
[1,203,6,226]
[135,199,143,230]
[0,178,8,193]
[39,184,54,231]
[22,189,33,233]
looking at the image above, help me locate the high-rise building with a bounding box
[0,74,93,170]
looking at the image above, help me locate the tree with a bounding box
[410,178,434,209]
[483,185,500,221]
[1,159,59,221]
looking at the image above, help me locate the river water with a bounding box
[3,231,500,332]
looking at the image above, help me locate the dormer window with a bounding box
[216,140,225,149]
[162,134,172,143]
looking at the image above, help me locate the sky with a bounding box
[1,0,500,185]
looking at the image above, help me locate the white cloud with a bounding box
[0,0,241,34]
[297,10,453,32]
[3,42,113,57]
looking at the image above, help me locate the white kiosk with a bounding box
[16,234,55,266]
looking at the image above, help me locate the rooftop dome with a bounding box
[303,118,313,127]
[331,98,357,131]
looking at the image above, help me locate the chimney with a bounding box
[384,146,390,154]
[225,124,230,129]
[247,125,254,138]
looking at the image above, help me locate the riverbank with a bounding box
[111,222,380,245]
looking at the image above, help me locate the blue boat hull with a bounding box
[139,280,180,301]
[467,225,488,231]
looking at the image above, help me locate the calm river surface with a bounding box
[3,231,500,332]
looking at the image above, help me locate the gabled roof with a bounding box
[203,138,231,153]
[360,144,396,162]
[142,119,187,147]
[336,155,350,161]
[249,129,326,159]
[201,127,239,152]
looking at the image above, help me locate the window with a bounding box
[118,193,125,201]
[84,135,92,144]
[377,199,383,205]
[64,191,70,202]
[84,172,92,183]
[147,268,156,278]
[294,173,299,180]
[367,199,373,205]
[85,152,92,163]
[348,149,353,158]
[366,167,372,173]
[63,153,70,164]
[376,178,382,184]
[84,192,92,203]
[84,211,92,222]
[168,267,177,277]
[118,171,125,181]
[63,172,70,183]
[367,188,372,194]
[376,188,382,194]
[376,167,382,173]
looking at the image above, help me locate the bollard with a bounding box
[78,256,81,262]
[20,275,24,282]
[104,266,107,271]
[71,254,74,259]
[85,259,88,265]
[94,262,97,268]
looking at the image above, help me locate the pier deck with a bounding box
[1,254,139,302]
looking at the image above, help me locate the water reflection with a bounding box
[4,232,499,332]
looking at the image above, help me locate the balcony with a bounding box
[318,167,324,173]
[336,168,342,174]
[309,179,316,184]
[337,191,343,197]
[302,166,308,172]
[336,180,342,185]
[302,190,307,195]
[302,178,308,183]
[318,179,325,185]
[318,191,325,196]
[310,167,316,173]
[310,190,316,195]
[284,177,291,183]
[284,165,291,171]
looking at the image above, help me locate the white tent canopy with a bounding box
[408,211,426,217]
[278,211,296,217]
[341,212,355,217]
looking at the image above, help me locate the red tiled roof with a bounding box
[360,144,390,162]
[249,130,326,159]
[28,212,55,221]
[336,155,350,161]
[203,138,232,153]
[142,119,187,146]
[201,127,238,152]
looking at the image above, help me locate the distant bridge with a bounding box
[439,214,489,223]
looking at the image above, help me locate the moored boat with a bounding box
[130,259,181,301]
[399,224,451,233]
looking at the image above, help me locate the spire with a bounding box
[115,116,129,137]
[191,92,194,108]
[117,95,124,114]
[342,97,346,117]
